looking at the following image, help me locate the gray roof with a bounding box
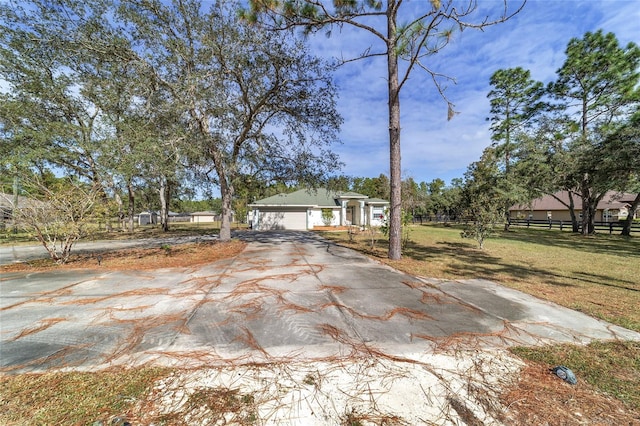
[338,191,368,199]
[190,210,218,216]
[251,188,341,207]
[366,198,389,205]
[250,188,389,208]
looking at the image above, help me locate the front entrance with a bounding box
[346,206,355,225]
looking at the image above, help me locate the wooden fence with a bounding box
[507,218,639,235]
[410,215,638,235]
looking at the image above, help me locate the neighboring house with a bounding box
[0,192,16,224]
[248,188,389,231]
[510,190,640,222]
[0,192,45,227]
[190,211,218,223]
[190,210,235,224]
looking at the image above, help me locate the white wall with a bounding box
[366,205,387,227]
[308,208,340,228]
[191,215,216,223]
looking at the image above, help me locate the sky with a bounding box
[303,0,640,186]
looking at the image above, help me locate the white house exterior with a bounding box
[190,211,218,223]
[190,210,236,224]
[248,188,389,231]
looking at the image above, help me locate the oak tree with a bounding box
[122,0,342,241]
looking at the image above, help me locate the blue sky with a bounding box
[305,0,640,186]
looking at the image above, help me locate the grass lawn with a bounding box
[0,368,169,425]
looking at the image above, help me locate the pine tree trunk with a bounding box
[387,6,402,260]
[580,178,591,235]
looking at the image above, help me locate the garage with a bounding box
[248,188,389,231]
[257,209,308,230]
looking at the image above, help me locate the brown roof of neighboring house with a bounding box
[510,190,638,211]
[0,192,44,209]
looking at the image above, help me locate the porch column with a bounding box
[359,200,365,226]
[341,200,347,226]
[253,209,259,229]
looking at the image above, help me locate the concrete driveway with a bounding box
[2,231,639,373]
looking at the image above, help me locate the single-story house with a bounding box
[0,192,18,224]
[0,192,46,226]
[190,210,235,223]
[248,188,389,231]
[190,211,217,223]
[509,190,640,222]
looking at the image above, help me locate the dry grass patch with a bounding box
[504,341,640,424]
[1,239,246,272]
[509,340,640,412]
[0,368,169,425]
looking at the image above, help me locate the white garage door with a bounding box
[259,210,308,230]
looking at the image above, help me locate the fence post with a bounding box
[610,222,614,234]
[560,220,563,231]
[526,219,530,228]
[548,219,552,229]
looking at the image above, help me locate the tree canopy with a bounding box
[1,0,343,241]
[469,29,640,236]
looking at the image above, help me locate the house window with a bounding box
[372,207,385,220]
